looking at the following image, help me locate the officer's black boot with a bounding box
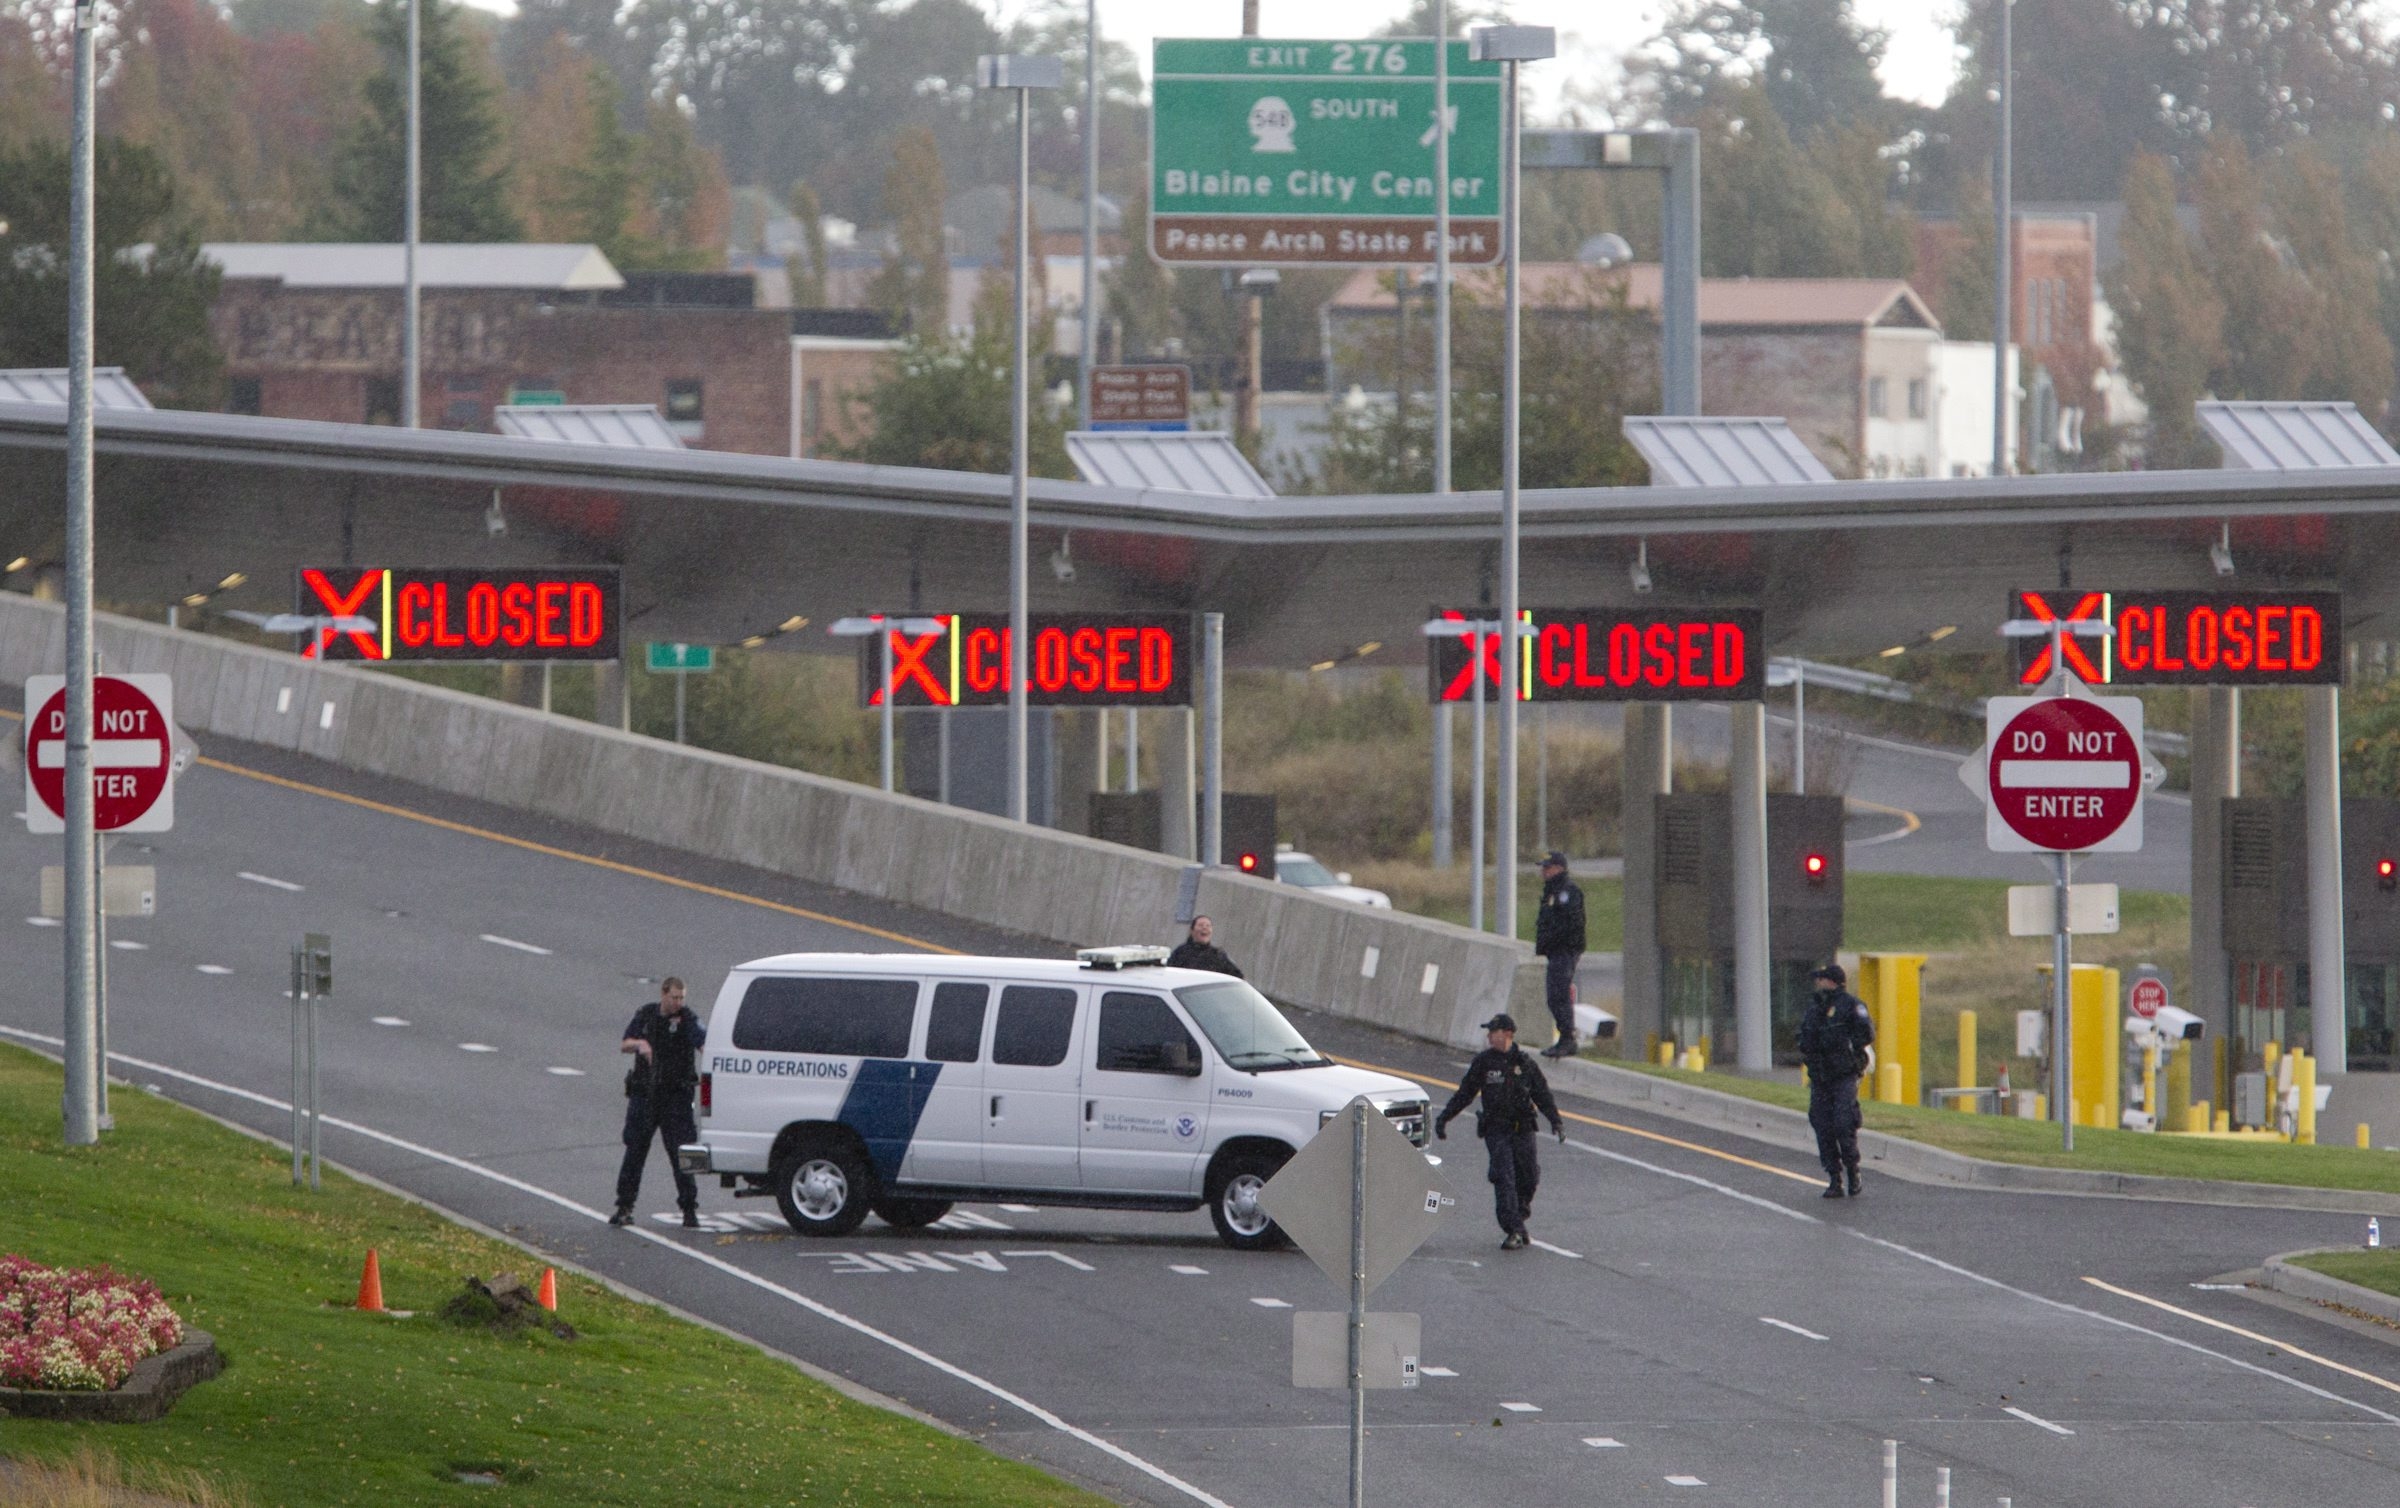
[1821,1175,1845,1199]
[681,1207,700,1229]
[608,1204,634,1227]
[1846,1167,1862,1198]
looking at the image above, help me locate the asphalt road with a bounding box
[2,729,2391,1507]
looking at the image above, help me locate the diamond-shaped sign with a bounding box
[1261,1097,1456,1300]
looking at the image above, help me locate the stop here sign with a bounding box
[22,673,177,834]
[2129,975,2168,1020]
[1984,694,2144,854]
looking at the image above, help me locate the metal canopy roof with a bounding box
[1623,416,1833,488]
[1065,431,1274,499]
[2197,400,2399,470]
[493,404,685,451]
[0,368,153,409]
[201,243,625,292]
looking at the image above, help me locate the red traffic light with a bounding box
[2380,857,2397,891]
[1238,852,1260,873]
[1803,852,1829,884]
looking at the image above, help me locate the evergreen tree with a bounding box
[318,0,518,241]
[787,180,829,308]
[0,137,223,408]
[866,126,950,337]
[2105,152,2224,468]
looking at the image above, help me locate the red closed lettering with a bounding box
[2258,605,2288,670]
[500,582,534,647]
[2116,606,2150,671]
[965,627,1004,692]
[2292,606,2322,671]
[428,584,465,647]
[1139,627,1173,693]
[1643,623,1676,687]
[1713,622,1746,686]
[2223,606,2254,670]
[397,582,432,647]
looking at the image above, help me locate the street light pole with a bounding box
[1472,24,1555,943]
[61,0,100,1146]
[403,0,421,429]
[1432,0,1451,495]
[1991,0,2013,476]
[978,54,1064,823]
[1080,0,1099,430]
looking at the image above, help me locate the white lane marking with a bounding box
[1562,1137,1821,1226]
[1170,1264,1209,1275]
[1420,1366,1458,1377]
[26,917,58,927]
[371,1016,409,1027]
[237,871,303,891]
[1583,1437,1623,1448]
[1760,1316,1827,1341]
[1529,1238,1582,1259]
[195,964,232,976]
[1250,1297,1291,1309]
[544,1066,585,1077]
[1844,1230,2400,1425]
[998,1203,1038,1213]
[458,1043,498,1053]
[2083,1276,2400,1400]
[1001,1250,1096,1272]
[108,939,146,951]
[934,1209,1013,1231]
[1500,1401,1541,1413]
[1665,1475,1707,1487]
[479,933,552,955]
[0,1023,1239,1508]
[2004,1405,2075,1436]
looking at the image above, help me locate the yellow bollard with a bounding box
[2295,1050,2317,1146]
[1857,954,1925,1105]
[2359,1123,2373,1150]
[2140,1043,2159,1132]
[2034,1093,2048,1121]
[1656,1040,1675,1066]
[2165,1044,2192,1133]
[2184,1101,2209,1134]
[1957,1010,1978,1112]
[2068,964,2122,1132]
[2263,1040,2281,1076]
[1877,1060,1904,1106]
[1692,1048,1708,1073]
[2215,1107,2231,1134]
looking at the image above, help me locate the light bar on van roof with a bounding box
[1077,945,1172,970]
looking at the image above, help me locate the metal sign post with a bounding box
[831,617,947,794]
[290,933,332,1189]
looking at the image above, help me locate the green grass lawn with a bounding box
[2290,1249,2400,1300]
[0,1044,1108,1508]
[1613,1060,2400,1193]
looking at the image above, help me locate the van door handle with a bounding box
[989,1095,1001,1120]
[1084,1099,1096,1123]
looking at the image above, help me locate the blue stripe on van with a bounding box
[836,1060,941,1187]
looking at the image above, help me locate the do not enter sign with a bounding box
[1983,694,2145,854]
[22,674,178,834]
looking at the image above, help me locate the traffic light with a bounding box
[1220,794,1277,879]
[1237,851,1261,874]
[2380,857,2397,892]
[1803,852,1830,886]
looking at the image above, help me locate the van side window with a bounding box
[732,977,918,1058]
[992,986,1078,1067]
[1097,992,1202,1075]
[926,982,990,1063]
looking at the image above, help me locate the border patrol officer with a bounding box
[1533,851,1586,1059]
[612,977,706,1228]
[1795,963,1874,1199]
[1434,1013,1564,1250]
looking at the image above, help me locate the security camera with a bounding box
[2210,522,2234,577]
[2153,1005,2205,1041]
[1628,539,1653,594]
[1049,533,1076,584]
[484,488,508,538]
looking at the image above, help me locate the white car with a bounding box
[1274,848,1392,908]
[678,947,1429,1249]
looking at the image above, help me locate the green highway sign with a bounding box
[646,641,715,673]
[1151,38,1503,267]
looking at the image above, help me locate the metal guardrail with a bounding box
[1769,657,2193,759]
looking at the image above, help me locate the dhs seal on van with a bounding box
[677,946,1430,1249]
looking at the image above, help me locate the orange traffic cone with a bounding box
[536,1268,557,1312]
[355,1249,385,1313]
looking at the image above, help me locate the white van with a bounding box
[676,947,1431,1250]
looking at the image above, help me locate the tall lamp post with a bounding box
[1470,24,1555,942]
[60,0,100,1145]
[1079,1,1100,428]
[1991,0,2014,475]
[403,0,421,428]
[977,54,1064,823]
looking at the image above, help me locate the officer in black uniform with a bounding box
[1795,963,1874,1199]
[611,977,707,1228]
[1166,916,1244,977]
[1533,851,1587,1059]
[1434,1013,1564,1250]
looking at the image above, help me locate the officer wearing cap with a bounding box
[1533,850,1586,1059]
[1434,1013,1564,1250]
[1795,963,1874,1199]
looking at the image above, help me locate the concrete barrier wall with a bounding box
[0,594,1542,1047]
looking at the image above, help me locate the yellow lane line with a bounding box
[1846,795,1922,836]
[2081,1276,2400,1396]
[1332,1054,1822,1185]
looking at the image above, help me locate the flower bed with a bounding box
[0,1254,185,1392]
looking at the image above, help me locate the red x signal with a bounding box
[2016,591,2110,685]
[868,621,953,706]
[300,568,385,660]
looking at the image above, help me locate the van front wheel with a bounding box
[773,1139,873,1236]
[1208,1149,1290,1251]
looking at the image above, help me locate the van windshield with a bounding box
[1174,980,1330,1071]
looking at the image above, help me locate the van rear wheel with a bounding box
[1208,1149,1291,1251]
[772,1138,873,1237]
[874,1197,953,1229]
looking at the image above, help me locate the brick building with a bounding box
[1324,264,1961,479]
[1912,211,2100,467]
[206,244,897,457]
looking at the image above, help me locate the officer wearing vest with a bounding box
[611,977,706,1228]
[1795,963,1875,1199]
[1434,1014,1564,1250]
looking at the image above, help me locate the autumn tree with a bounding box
[866,126,950,336]
[787,180,829,308]
[2105,153,2224,468]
